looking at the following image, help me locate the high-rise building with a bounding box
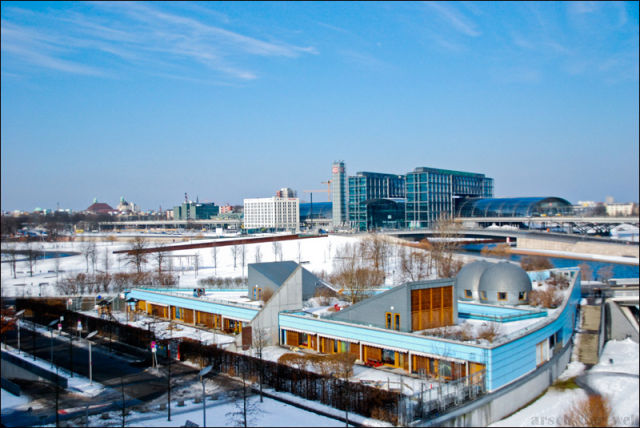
[173,202,219,220]
[244,197,300,232]
[405,167,493,228]
[348,172,405,230]
[331,161,347,228]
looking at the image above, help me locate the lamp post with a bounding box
[86,331,98,384]
[48,319,58,368]
[14,310,25,355]
[199,365,212,428]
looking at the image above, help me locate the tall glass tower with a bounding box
[331,161,347,228]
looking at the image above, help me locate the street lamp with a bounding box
[47,319,58,368]
[14,310,25,355]
[86,330,98,384]
[199,365,212,428]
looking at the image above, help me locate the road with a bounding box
[2,325,198,427]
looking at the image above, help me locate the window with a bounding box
[480,291,487,301]
[464,289,472,298]
[519,291,527,301]
[394,313,400,331]
[498,292,507,301]
[385,312,392,329]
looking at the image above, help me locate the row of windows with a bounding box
[463,289,527,301]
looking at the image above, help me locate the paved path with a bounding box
[576,305,601,366]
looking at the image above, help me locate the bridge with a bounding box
[386,228,639,260]
[454,216,638,234]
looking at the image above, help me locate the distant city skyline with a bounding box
[2,2,638,211]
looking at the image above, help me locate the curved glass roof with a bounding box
[457,197,572,218]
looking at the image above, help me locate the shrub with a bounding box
[563,394,611,427]
[476,323,502,343]
[313,286,335,306]
[520,256,553,271]
[529,287,563,308]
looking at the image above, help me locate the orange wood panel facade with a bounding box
[411,286,454,331]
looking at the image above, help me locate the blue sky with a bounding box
[1,1,638,211]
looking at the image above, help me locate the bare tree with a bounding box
[272,241,282,262]
[25,242,37,277]
[154,251,165,274]
[240,245,246,276]
[252,325,270,403]
[332,352,356,426]
[578,262,593,281]
[81,242,92,273]
[231,245,239,269]
[194,254,199,278]
[226,359,258,427]
[399,246,431,282]
[211,247,218,275]
[596,265,614,284]
[8,247,17,279]
[330,242,384,304]
[103,248,110,274]
[88,242,98,273]
[254,246,262,263]
[430,218,463,278]
[54,256,61,283]
[126,236,148,273]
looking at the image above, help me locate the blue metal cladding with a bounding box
[127,289,259,322]
[487,274,580,390]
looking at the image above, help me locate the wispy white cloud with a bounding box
[1,21,107,76]
[423,2,481,37]
[568,1,599,15]
[1,3,316,82]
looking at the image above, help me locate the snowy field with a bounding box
[491,339,639,427]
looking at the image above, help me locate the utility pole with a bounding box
[167,343,171,421]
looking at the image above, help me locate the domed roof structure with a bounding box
[455,260,492,301]
[477,262,532,305]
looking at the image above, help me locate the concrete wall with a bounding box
[424,339,573,427]
[604,299,639,343]
[1,350,67,388]
[517,236,639,258]
[251,267,303,345]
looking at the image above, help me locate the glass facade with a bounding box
[456,197,573,217]
[347,172,405,231]
[405,167,493,229]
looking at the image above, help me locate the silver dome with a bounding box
[455,260,492,301]
[477,262,532,305]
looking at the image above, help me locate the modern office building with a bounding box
[405,167,494,228]
[243,197,300,232]
[331,161,348,228]
[348,171,406,231]
[173,201,219,220]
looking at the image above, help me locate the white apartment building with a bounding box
[605,202,637,217]
[243,197,300,231]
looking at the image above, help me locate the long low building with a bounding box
[125,261,581,401]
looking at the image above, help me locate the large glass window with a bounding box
[382,349,396,365]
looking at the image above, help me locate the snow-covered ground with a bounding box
[1,388,31,411]
[491,339,639,427]
[59,393,352,427]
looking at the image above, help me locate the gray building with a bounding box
[247,261,328,301]
[329,278,457,333]
[457,261,532,305]
[331,161,347,228]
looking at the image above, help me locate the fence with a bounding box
[403,369,486,422]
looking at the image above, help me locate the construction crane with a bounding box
[302,181,332,224]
